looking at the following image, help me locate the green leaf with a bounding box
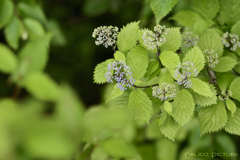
[159,68,174,84]
[198,29,224,57]
[117,21,140,53]
[191,78,213,97]
[217,73,234,92]
[144,59,159,78]
[56,84,84,132]
[108,92,129,111]
[225,108,240,135]
[17,2,47,24]
[102,138,137,158]
[212,56,237,72]
[231,21,240,36]
[107,83,124,102]
[231,21,240,56]
[24,121,75,159]
[14,34,52,79]
[22,72,60,101]
[189,84,217,107]
[23,18,45,40]
[127,45,148,80]
[160,51,180,69]
[160,27,182,52]
[226,99,236,117]
[198,101,228,135]
[128,89,153,123]
[220,0,240,25]
[155,110,167,126]
[0,0,14,29]
[193,18,208,36]
[150,0,179,24]
[192,0,219,20]
[93,59,115,84]
[4,17,22,50]
[0,43,17,73]
[114,51,125,61]
[229,77,240,102]
[172,89,195,126]
[164,101,172,115]
[160,114,179,141]
[171,10,202,27]
[182,46,205,73]
[156,138,178,160]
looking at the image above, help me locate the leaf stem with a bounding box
[133,84,158,89]
[12,85,21,100]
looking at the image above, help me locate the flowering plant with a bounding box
[93,0,240,142]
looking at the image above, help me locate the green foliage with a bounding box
[191,0,219,20]
[191,78,213,97]
[217,73,234,92]
[22,72,60,101]
[108,92,129,111]
[160,27,182,52]
[182,46,205,72]
[198,30,224,57]
[229,77,240,102]
[164,100,172,115]
[23,18,45,40]
[1,0,240,158]
[159,51,180,69]
[0,43,17,73]
[212,56,238,72]
[128,89,153,123]
[127,45,148,80]
[150,0,179,24]
[160,114,179,141]
[101,138,137,158]
[106,83,124,102]
[171,10,202,27]
[220,0,240,25]
[0,0,14,29]
[117,21,140,53]
[198,101,228,135]
[193,18,208,36]
[17,2,47,24]
[172,89,195,126]
[16,34,52,77]
[225,108,240,135]
[93,59,115,84]
[189,84,217,107]
[4,17,22,50]
[114,51,126,61]
[226,99,236,116]
[144,59,159,78]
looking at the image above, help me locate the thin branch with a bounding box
[12,85,21,100]
[111,46,116,52]
[214,16,221,27]
[133,84,158,89]
[233,68,240,76]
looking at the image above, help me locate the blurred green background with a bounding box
[0,0,239,160]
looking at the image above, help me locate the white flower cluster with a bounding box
[105,60,135,91]
[204,49,219,68]
[218,90,232,101]
[174,62,198,88]
[182,32,199,48]
[221,32,240,51]
[92,26,118,48]
[142,24,169,50]
[152,83,176,101]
